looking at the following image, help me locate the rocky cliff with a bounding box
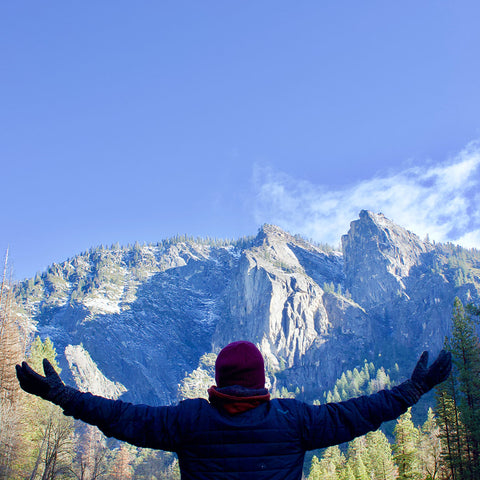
[14,211,480,404]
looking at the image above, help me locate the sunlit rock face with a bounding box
[342,210,433,306]
[15,212,480,404]
[340,211,465,374]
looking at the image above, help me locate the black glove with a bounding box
[411,350,452,394]
[16,358,78,407]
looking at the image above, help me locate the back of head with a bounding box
[215,341,265,389]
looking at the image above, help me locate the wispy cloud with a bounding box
[253,142,480,248]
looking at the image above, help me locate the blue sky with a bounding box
[2,1,480,281]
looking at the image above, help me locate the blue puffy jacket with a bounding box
[63,380,421,479]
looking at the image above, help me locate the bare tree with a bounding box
[109,445,133,480]
[0,249,28,479]
[71,425,109,480]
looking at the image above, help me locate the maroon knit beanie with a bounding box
[215,341,265,389]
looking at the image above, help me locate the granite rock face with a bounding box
[15,212,480,403]
[343,210,433,306]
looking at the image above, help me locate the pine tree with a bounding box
[351,368,362,395]
[365,429,397,479]
[448,297,480,478]
[339,462,355,480]
[434,298,480,479]
[309,446,345,480]
[435,362,465,480]
[309,454,322,480]
[346,437,369,480]
[349,454,369,480]
[393,408,421,479]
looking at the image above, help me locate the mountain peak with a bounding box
[342,211,433,305]
[255,224,293,244]
[354,210,429,253]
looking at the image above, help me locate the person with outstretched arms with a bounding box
[17,341,451,480]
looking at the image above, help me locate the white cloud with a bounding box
[253,141,480,248]
[457,230,480,249]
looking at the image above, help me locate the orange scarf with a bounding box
[208,386,270,414]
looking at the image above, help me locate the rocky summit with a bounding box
[14,211,480,404]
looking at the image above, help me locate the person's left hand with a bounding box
[411,350,452,394]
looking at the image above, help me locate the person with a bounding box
[16,340,452,480]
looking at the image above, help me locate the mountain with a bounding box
[14,211,480,405]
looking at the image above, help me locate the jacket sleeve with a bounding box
[61,391,182,452]
[300,380,422,450]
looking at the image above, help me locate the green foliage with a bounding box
[450,299,480,451]
[17,336,75,479]
[345,437,368,480]
[178,353,217,400]
[273,260,296,273]
[322,282,351,300]
[434,297,480,479]
[131,448,180,479]
[345,430,397,480]
[466,303,480,318]
[393,409,421,479]
[323,282,335,293]
[158,233,253,250]
[430,242,480,287]
[310,430,396,480]
[292,233,338,253]
[364,429,397,479]
[322,360,391,403]
[11,335,183,479]
[15,231,258,313]
[309,405,447,480]
[27,336,58,372]
[435,364,464,479]
[278,386,296,399]
[308,358,455,479]
[309,446,346,480]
